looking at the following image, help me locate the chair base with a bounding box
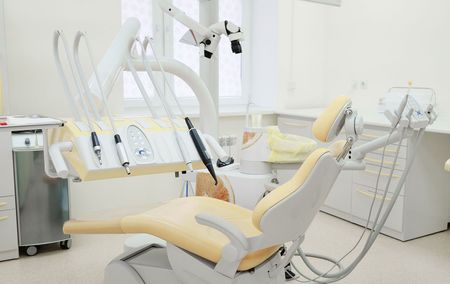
[104,243,286,284]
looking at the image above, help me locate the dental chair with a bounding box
[63,93,436,284]
[63,98,350,284]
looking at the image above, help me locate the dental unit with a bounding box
[44,1,442,283]
[57,90,436,283]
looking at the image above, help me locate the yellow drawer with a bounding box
[352,184,404,233]
[0,196,15,211]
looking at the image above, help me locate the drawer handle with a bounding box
[0,216,8,221]
[356,188,392,202]
[0,202,6,208]
[281,121,310,128]
[365,170,401,179]
[373,148,400,154]
[364,157,400,167]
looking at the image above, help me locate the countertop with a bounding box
[0,115,64,132]
[277,108,450,135]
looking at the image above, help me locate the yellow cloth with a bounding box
[267,126,317,163]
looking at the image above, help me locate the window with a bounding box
[219,0,243,99]
[121,0,246,108]
[122,0,153,99]
[172,0,200,99]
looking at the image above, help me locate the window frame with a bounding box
[122,0,250,113]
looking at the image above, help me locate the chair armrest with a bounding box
[196,213,250,277]
[195,213,249,255]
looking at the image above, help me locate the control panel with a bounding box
[126,125,155,164]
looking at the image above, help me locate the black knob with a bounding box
[25,138,31,146]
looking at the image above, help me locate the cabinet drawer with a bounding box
[353,165,405,195]
[278,117,312,137]
[0,209,18,252]
[364,153,406,171]
[0,132,14,197]
[359,129,407,147]
[367,144,408,159]
[352,185,404,232]
[0,196,15,211]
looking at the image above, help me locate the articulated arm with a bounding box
[158,0,244,58]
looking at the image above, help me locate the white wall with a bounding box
[4,0,123,117]
[279,0,450,113]
[248,0,278,108]
[324,0,450,112]
[278,0,328,109]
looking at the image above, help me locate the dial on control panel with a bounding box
[126,125,154,164]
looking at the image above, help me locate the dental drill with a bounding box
[73,32,131,175]
[53,30,103,165]
[158,0,244,59]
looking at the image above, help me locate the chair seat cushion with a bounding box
[64,196,280,271]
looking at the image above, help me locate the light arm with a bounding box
[158,0,243,58]
[158,1,211,38]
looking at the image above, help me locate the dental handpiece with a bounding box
[185,117,218,185]
[91,132,102,165]
[114,134,131,175]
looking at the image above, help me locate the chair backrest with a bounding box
[252,148,341,244]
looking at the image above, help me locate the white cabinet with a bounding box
[278,113,450,241]
[0,132,18,261]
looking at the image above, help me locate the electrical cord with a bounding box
[291,129,403,283]
[293,128,407,283]
[294,128,426,283]
[290,96,419,283]
[132,38,194,172]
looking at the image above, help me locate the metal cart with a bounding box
[13,130,71,256]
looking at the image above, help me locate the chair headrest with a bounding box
[312,96,351,143]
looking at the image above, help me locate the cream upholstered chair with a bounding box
[64,96,352,283]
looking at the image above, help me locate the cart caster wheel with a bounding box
[60,239,72,250]
[26,246,38,256]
